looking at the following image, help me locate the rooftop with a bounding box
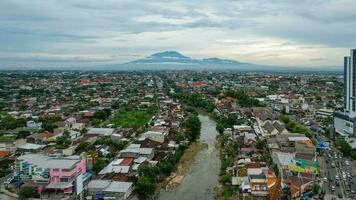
[18,153,81,169]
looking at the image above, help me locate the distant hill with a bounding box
[2,51,341,72]
[78,51,341,72]
[127,51,249,66]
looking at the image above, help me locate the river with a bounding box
[159,114,221,200]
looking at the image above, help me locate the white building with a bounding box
[333,49,356,137]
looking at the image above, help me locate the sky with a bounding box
[0,0,356,69]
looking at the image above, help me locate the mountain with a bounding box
[52,51,341,72]
[128,51,247,65]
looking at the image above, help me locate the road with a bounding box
[318,134,356,199]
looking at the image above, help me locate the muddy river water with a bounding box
[159,114,221,200]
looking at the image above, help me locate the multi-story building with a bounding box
[15,153,86,194]
[333,49,356,137]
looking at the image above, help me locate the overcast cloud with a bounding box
[0,0,355,68]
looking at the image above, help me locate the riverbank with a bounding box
[162,142,207,191]
[159,114,221,200]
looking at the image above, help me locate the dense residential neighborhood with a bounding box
[0,68,355,200]
[1,0,356,199]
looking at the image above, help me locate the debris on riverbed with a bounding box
[164,142,208,190]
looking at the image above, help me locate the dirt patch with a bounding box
[163,142,208,190]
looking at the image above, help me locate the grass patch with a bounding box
[0,135,16,142]
[109,108,155,128]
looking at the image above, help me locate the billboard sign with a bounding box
[316,141,330,149]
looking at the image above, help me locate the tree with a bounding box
[335,138,352,156]
[93,109,111,120]
[91,118,101,127]
[55,130,71,149]
[220,174,231,184]
[16,130,31,139]
[216,123,225,135]
[184,116,201,143]
[279,115,290,124]
[260,151,271,163]
[75,142,91,153]
[351,151,356,160]
[93,158,106,173]
[175,133,185,143]
[135,175,156,199]
[111,101,121,109]
[19,186,37,198]
[255,138,266,149]
[80,127,88,134]
[313,183,321,194]
[282,187,291,200]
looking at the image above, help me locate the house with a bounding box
[262,121,279,136]
[284,173,314,199]
[119,144,154,160]
[272,151,295,178]
[65,117,77,126]
[295,140,315,156]
[139,130,167,143]
[71,123,85,131]
[273,121,288,134]
[86,128,115,137]
[26,121,42,130]
[99,157,133,175]
[0,150,11,160]
[233,125,253,133]
[244,133,256,145]
[17,143,46,153]
[87,180,133,200]
[0,136,26,153]
[26,131,54,145]
[15,154,87,194]
[248,169,278,199]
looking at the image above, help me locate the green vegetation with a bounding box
[255,138,267,149]
[0,159,12,178]
[93,157,107,174]
[163,78,215,112]
[218,134,239,199]
[185,93,215,112]
[0,101,7,111]
[40,115,61,132]
[19,186,37,198]
[91,108,112,122]
[75,142,92,154]
[335,138,352,157]
[55,130,71,149]
[0,134,16,142]
[91,118,101,127]
[279,114,290,124]
[351,151,356,160]
[95,136,128,151]
[224,90,263,108]
[184,115,202,143]
[0,114,26,130]
[16,130,31,139]
[110,108,156,128]
[135,144,187,200]
[216,114,245,134]
[280,115,313,140]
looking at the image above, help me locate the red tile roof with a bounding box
[0,151,10,158]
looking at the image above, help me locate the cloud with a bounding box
[0,0,355,68]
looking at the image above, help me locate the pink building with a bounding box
[16,154,87,194]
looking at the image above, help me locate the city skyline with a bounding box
[1,0,356,69]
